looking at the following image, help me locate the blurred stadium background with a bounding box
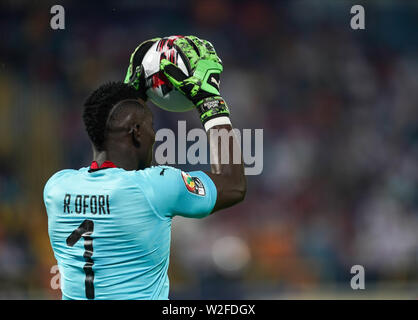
[0,0,417,299]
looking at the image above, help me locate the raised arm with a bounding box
[205,123,246,212]
[160,35,246,213]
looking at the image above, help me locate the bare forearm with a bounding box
[205,124,247,212]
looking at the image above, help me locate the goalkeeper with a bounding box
[44,36,246,300]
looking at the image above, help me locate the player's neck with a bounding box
[93,148,140,171]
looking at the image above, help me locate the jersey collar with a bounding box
[89,161,117,172]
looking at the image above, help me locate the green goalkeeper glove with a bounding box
[124,37,161,100]
[160,35,230,125]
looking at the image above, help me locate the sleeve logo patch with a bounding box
[181,171,206,196]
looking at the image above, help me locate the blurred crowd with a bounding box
[0,0,417,298]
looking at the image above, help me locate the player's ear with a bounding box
[130,124,141,148]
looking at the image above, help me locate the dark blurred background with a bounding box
[0,0,417,299]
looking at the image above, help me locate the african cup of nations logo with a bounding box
[181,171,206,196]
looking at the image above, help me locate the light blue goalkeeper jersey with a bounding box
[43,162,217,300]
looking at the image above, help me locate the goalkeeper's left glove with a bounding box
[124,37,161,100]
[160,35,230,126]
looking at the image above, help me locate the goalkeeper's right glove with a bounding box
[160,36,230,126]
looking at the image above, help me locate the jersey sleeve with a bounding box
[137,166,217,219]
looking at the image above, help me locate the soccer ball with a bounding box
[142,36,194,112]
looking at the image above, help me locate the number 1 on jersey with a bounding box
[66,219,95,299]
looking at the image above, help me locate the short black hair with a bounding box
[83,81,141,151]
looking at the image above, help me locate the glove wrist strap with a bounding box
[196,96,230,125]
